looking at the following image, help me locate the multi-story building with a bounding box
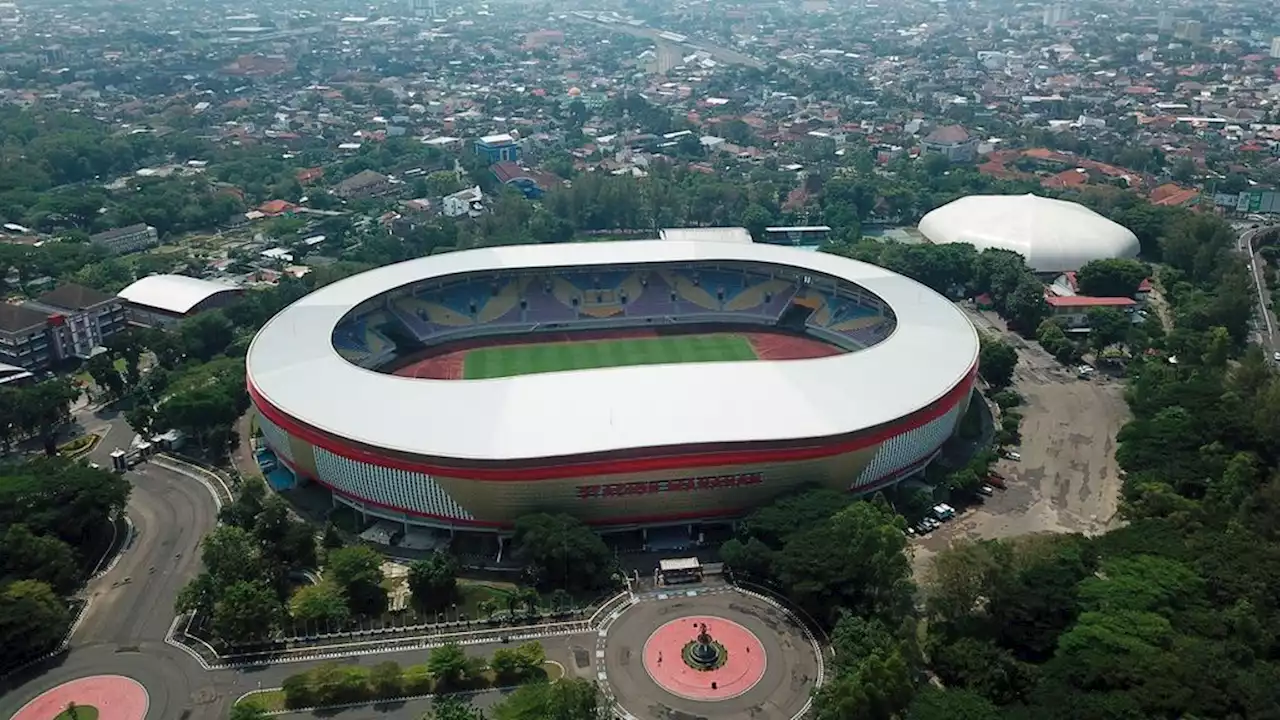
[22,284,127,364]
[920,125,978,162]
[0,303,55,371]
[1271,36,1280,59]
[1174,20,1202,42]
[89,224,160,255]
[474,133,519,164]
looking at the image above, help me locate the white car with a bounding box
[1272,351,1280,363]
[1003,450,1022,461]
[979,485,995,496]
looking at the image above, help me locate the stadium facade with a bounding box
[246,238,979,532]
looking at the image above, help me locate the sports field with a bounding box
[462,334,758,379]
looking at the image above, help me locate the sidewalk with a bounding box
[232,412,261,481]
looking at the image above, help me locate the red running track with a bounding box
[643,616,767,702]
[11,675,149,720]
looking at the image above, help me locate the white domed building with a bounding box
[917,194,1141,273]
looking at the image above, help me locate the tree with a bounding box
[492,678,605,720]
[0,580,72,662]
[229,704,270,720]
[491,641,546,683]
[200,525,264,586]
[1077,259,1149,298]
[428,696,485,720]
[84,352,125,400]
[325,545,387,616]
[0,524,80,595]
[1086,307,1129,353]
[512,514,615,592]
[0,458,129,548]
[408,552,459,611]
[212,580,283,645]
[289,581,350,628]
[978,333,1018,389]
[427,642,474,689]
[178,310,235,362]
[769,500,914,627]
[369,660,404,699]
[906,687,1000,720]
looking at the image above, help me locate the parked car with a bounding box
[1001,449,1022,461]
[978,484,995,496]
[986,473,1007,489]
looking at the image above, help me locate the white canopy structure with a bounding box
[917,194,1141,273]
[118,274,240,315]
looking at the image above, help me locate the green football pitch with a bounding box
[462,334,759,379]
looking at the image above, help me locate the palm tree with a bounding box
[477,599,497,621]
[65,703,79,720]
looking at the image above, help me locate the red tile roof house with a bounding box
[1045,294,1138,329]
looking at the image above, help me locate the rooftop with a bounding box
[0,303,49,333]
[36,283,116,311]
[247,240,978,464]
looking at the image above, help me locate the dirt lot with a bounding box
[911,308,1131,579]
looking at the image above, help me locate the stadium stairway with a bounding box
[724,278,793,313]
[477,278,527,324]
[398,296,473,327]
[669,271,721,311]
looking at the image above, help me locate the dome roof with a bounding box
[567,86,582,96]
[917,194,1140,273]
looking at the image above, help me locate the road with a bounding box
[1239,224,1279,354]
[0,452,585,719]
[0,463,226,720]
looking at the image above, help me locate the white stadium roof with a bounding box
[247,241,979,462]
[917,194,1141,273]
[118,274,240,314]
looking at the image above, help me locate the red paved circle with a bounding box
[642,615,767,701]
[10,675,149,720]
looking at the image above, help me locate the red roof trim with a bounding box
[248,364,976,482]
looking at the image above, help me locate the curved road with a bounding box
[0,457,583,719]
[0,463,225,719]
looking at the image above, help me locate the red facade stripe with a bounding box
[271,431,949,530]
[248,363,976,482]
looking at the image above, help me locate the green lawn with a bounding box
[53,707,98,720]
[462,334,758,379]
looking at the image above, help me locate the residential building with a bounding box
[920,125,978,162]
[1271,36,1280,59]
[443,187,484,218]
[474,133,519,164]
[332,170,397,200]
[1045,295,1137,329]
[491,161,559,198]
[89,223,159,255]
[0,303,54,371]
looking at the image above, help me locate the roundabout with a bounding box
[9,675,148,720]
[643,616,766,701]
[603,588,821,720]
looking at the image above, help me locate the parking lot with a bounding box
[911,309,1131,580]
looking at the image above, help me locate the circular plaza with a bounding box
[602,588,821,720]
[9,675,149,720]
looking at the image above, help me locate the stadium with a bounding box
[246,235,979,532]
